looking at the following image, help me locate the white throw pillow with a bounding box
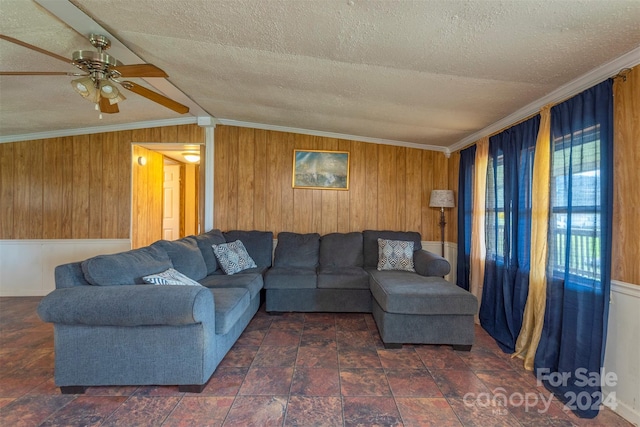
[143,268,203,286]
[377,238,415,272]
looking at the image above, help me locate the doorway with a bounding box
[131,144,200,248]
[163,164,181,240]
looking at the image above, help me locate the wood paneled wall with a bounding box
[131,145,163,249]
[0,134,130,239]
[613,65,640,285]
[213,125,455,239]
[184,163,199,237]
[0,124,204,241]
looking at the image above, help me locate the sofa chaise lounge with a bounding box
[264,230,478,349]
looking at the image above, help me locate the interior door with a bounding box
[163,164,181,240]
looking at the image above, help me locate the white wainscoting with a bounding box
[603,280,640,426]
[0,240,131,297]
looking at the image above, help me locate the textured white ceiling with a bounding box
[1,0,639,149]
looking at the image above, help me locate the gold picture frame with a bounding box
[292,149,350,190]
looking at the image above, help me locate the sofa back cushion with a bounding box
[193,229,226,274]
[319,232,363,268]
[81,246,173,286]
[223,230,274,269]
[274,232,320,268]
[362,230,422,269]
[151,237,207,281]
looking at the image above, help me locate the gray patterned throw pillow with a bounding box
[377,238,415,272]
[212,240,257,275]
[142,268,203,286]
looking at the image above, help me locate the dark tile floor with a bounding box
[0,297,632,426]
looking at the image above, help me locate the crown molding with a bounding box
[0,117,199,143]
[216,119,448,153]
[447,46,640,154]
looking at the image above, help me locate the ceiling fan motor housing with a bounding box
[72,50,121,74]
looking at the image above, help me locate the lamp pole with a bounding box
[429,189,455,259]
[438,206,446,257]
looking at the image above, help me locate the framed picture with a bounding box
[292,149,350,190]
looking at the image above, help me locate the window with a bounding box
[549,125,602,280]
[485,147,534,265]
[486,154,505,261]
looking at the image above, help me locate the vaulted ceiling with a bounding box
[1,0,639,151]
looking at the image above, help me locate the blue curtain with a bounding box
[479,115,539,353]
[456,145,476,291]
[535,79,613,419]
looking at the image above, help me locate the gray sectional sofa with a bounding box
[37,228,477,394]
[37,229,273,394]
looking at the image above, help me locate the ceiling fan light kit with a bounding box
[0,33,189,116]
[71,76,96,100]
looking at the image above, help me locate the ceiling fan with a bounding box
[0,33,189,116]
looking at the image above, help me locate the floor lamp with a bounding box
[429,190,455,257]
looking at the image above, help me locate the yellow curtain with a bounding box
[513,105,551,370]
[470,136,489,321]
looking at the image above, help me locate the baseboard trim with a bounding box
[604,391,640,427]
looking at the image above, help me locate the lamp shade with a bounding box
[429,190,455,208]
[99,79,119,99]
[71,76,98,102]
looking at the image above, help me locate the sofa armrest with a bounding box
[414,250,450,277]
[37,285,214,327]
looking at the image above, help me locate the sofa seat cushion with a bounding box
[151,237,207,281]
[274,232,320,268]
[193,229,226,275]
[81,246,172,286]
[210,287,250,335]
[264,267,317,289]
[317,267,370,289]
[369,270,477,316]
[199,272,263,299]
[319,232,363,268]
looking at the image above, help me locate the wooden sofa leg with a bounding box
[60,386,87,394]
[383,343,402,349]
[452,344,472,352]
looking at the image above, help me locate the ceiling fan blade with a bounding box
[0,71,85,76]
[112,64,168,78]
[121,81,189,114]
[0,34,73,65]
[99,97,119,114]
